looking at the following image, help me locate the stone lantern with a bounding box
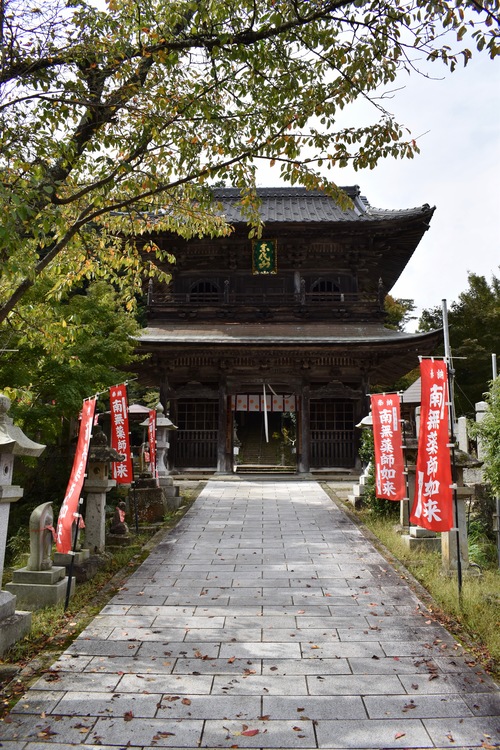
[154,403,176,472]
[82,426,125,555]
[137,403,180,518]
[0,393,45,654]
[155,402,180,509]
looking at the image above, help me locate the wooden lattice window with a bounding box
[188,280,220,303]
[310,278,341,300]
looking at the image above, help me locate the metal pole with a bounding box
[64,498,83,611]
[442,300,462,599]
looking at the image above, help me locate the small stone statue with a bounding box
[27,502,55,571]
[110,501,129,535]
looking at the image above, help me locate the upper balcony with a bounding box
[146,283,385,323]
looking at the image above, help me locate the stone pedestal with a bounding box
[6,502,74,610]
[0,591,31,656]
[400,455,439,551]
[53,548,99,582]
[6,566,74,610]
[348,463,371,508]
[401,525,441,552]
[159,476,181,511]
[133,479,166,522]
[53,549,90,567]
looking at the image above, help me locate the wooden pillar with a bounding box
[217,377,229,473]
[159,371,169,411]
[159,372,172,471]
[298,383,310,474]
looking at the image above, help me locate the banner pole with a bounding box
[442,300,462,600]
[64,497,83,611]
[263,384,269,444]
[400,391,411,530]
[124,384,139,534]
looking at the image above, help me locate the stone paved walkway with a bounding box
[2,480,499,749]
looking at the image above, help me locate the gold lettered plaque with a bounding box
[252,239,277,274]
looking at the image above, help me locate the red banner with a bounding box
[110,384,133,484]
[56,397,96,553]
[371,393,406,501]
[410,359,453,531]
[148,409,157,476]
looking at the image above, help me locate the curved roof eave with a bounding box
[137,322,442,348]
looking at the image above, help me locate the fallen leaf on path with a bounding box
[37,727,58,738]
[242,729,259,736]
[394,732,406,739]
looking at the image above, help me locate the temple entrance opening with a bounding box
[234,410,296,471]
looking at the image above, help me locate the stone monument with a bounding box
[135,403,179,522]
[441,449,483,575]
[6,502,74,610]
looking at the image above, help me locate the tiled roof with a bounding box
[402,377,422,404]
[139,321,439,346]
[211,187,434,225]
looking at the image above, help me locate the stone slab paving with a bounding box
[2,479,499,750]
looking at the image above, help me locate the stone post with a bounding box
[441,488,470,573]
[83,427,124,555]
[441,451,482,574]
[475,401,488,462]
[0,394,45,654]
[457,416,468,453]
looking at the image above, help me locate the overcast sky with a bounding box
[257,53,500,331]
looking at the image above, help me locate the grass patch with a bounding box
[339,502,500,680]
[3,538,151,663]
[0,484,203,712]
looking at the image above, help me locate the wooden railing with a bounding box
[310,429,355,468]
[172,430,218,468]
[149,290,377,309]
